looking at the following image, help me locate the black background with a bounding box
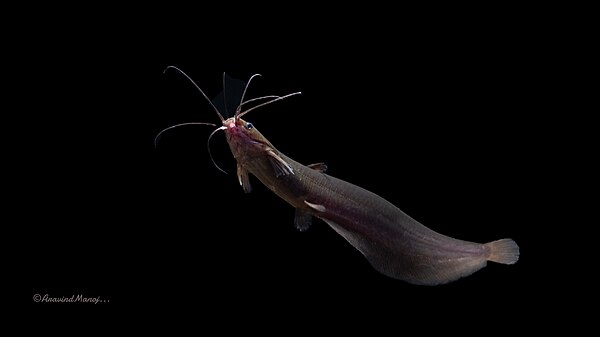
[13,4,557,328]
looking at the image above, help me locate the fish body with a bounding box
[224,116,519,285]
[161,69,519,285]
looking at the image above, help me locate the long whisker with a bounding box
[237,92,302,118]
[236,74,262,118]
[164,66,225,122]
[236,95,280,114]
[154,122,216,147]
[222,72,229,118]
[207,126,228,174]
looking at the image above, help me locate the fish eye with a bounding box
[245,123,254,130]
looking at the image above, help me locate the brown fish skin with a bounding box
[223,116,519,286]
[160,67,518,285]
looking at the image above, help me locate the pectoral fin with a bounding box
[237,163,252,193]
[266,150,294,177]
[294,208,313,232]
[307,163,328,172]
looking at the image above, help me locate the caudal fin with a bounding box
[485,238,519,264]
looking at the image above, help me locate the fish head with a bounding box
[223,117,272,162]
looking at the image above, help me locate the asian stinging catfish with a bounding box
[158,67,520,286]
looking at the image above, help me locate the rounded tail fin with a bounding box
[486,238,519,264]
